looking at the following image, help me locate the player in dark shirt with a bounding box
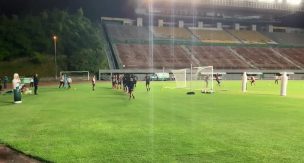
[250,76,256,86]
[117,74,122,89]
[145,74,151,92]
[112,74,117,89]
[275,74,280,85]
[215,73,221,86]
[133,75,138,88]
[123,74,128,92]
[33,74,39,95]
[128,77,135,100]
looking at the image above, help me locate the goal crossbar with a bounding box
[60,71,90,81]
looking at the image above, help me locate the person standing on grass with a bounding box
[128,76,135,100]
[111,74,115,89]
[64,74,68,88]
[67,76,72,89]
[275,74,280,85]
[204,75,209,88]
[33,74,39,95]
[30,76,34,88]
[0,77,2,91]
[133,75,138,88]
[3,76,8,89]
[123,74,128,92]
[92,75,96,91]
[145,74,151,92]
[59,74,64,88]
[215,73,221,86]
[117,74,122,90]
[12,73,22,104]
[250,76,256,86]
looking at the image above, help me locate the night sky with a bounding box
[0,0,303,27]
[0,0,136,21]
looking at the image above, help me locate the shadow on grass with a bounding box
[0,140,53,163]
[0,101,13,107]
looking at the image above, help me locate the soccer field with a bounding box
[0,81,304,162]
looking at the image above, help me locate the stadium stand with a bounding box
[262,32,304,46]
[228,30,274,44]
[153,27,194,40]
[190,46,252,69]
[106,24,151,41]
[276,48,304,68]
[114,44,196,69]
[190,29,240,43]
[233,47,298,69]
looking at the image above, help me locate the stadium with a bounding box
[1,0,304,162]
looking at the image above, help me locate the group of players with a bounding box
[111,74,151,100]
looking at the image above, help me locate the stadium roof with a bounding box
[142,0,304,12]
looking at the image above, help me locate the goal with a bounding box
[59,71,90,81]
[192,66,214,93]
[171,69,187,88]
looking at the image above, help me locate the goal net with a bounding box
[172,69,187,88]
[192,66,214,93]
[59,71,90,81]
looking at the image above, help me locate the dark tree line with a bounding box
[0,8,108,73]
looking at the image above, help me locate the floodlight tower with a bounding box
[53,35,58,80]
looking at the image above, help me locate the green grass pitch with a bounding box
[0,80,304,162]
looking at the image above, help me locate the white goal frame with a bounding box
[171,69,187,88]
[193,66,214,93]
[59,71,90,81]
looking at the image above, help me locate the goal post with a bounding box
[171,69,187,88]
[192,66,214,93]
[59,71,90,81]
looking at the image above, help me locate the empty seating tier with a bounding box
[153,27,194,40]
[276,48,304,67]
[189,46,252,69]
[229,30,273,44]
[115,44,196,69]
[233,48,297,69]
[262,32,304,46]
[190,29,239,43]
[106,24,151,41]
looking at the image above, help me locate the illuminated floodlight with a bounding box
[258,0,275,3]
[287,0,302,5]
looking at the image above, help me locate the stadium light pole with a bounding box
[53,35,58,80]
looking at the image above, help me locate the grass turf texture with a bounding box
[0,81,304,162]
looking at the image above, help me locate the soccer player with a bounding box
[111,74,115,89]
[117,74,122,90]
[33,74,39,95]
[128,76,135,100]
[215,73,221,86]
[275,74,280,85]
[133,75,138,88]
[204,75,209,88]
[92,75,96,91]
[3,76,8,89]
[250,76,256,86]
[123,74,128,92]
[145,74,151,92]
[12,73,22,104]
[115,74,120,89]
[30,76,34,88]
[59,74,64,88]
[67,76,72,88]
[0,77,2,91]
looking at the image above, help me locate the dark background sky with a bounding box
[0,0,303,27]
[0,0,136,21]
